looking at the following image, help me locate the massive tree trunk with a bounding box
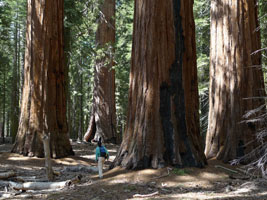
[205,0,265,162]
[112,0,206,169]
[83,0,117,143]
[12,0,74,158]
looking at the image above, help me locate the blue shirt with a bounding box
[95,146,109,161]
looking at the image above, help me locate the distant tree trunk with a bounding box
[71,96,77,139]
[2,65,6,143]
[78,74,84,142]
[0,123,2,142]
[205,0,265,162]
[84,0,117,143]
[6,111,10,137]
[112,0,206,169]
[12,0,74,158]
[10,17,20,143]
[20,25,25,107]
[64,25,71,139]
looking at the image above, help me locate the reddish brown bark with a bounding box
[112,0,206,169]
[84,0,117,143]
[205,0,265,162]
[12,0,74,158]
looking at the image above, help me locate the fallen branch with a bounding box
[215,165,239,174]
[229,174,250,180]
[101,188,107,193]
[151,167,171,180]
[235,167,259,179]
[9,175,81,191]
[0,171,16,180]
[133,191,159,198]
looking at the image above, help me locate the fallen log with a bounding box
[9,175,81,191]
[9,180,71,191]
[0,171,16,180]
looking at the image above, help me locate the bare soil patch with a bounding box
[0,142,266,200]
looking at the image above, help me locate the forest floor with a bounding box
[0,142,267,200]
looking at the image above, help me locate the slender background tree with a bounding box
[84,0,117,143]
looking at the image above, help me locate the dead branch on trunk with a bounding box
[215,165,260,179]
[0,171,16,180]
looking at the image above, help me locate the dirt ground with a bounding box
[0,142,267,200]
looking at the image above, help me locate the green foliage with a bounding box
[172,168,187,176]
[64,0,134,139]
[194,0,210,57]
[64,0,99,138]
[115,0,134,135]
[194,0,210,140]
[0,0,26,137]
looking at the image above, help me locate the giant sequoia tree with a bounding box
[83,0,117,143]
[12,0,74,158]
[112,0,206,169]
[205,0,266,162]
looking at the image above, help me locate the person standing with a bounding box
[95,137,109,178]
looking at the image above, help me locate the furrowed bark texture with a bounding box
[205,0,265,162]
[84,0,117,143]
[12,0,74,158]
[112,0,206,169]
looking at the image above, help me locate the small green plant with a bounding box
[172,168,187,176]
